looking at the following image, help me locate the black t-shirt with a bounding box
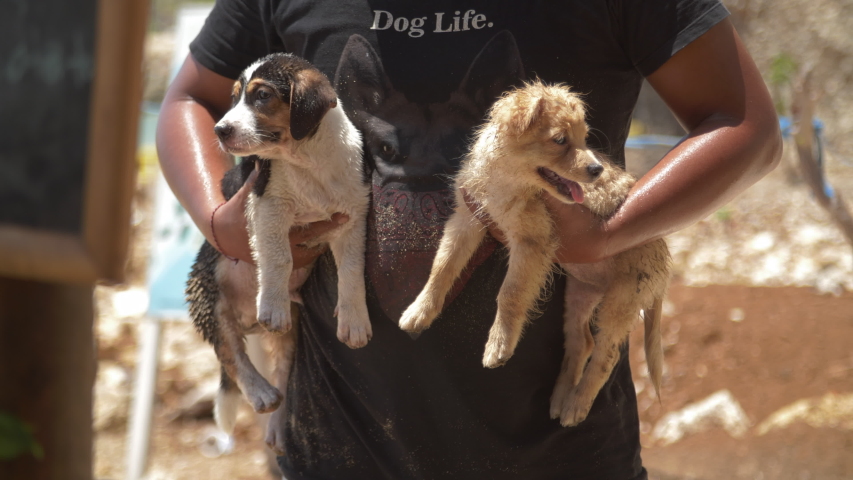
[190,2,728,479]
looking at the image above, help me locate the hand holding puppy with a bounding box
[462,188,607,264]
[212,166,350,267]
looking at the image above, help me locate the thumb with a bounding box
[210,166,258,264]
[233,167,259,202]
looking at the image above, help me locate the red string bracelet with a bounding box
[210,202,240,263]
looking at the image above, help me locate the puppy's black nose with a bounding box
[587,163,604,179]
[214,123,233,140]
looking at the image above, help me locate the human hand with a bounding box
[211,168,257,263]
[211,168,350,267]
[460,188,608,264]
[289,213,350,269]
[541,192,609,264]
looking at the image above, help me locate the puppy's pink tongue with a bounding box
[568,182,584,204]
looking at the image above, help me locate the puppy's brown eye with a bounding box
[553,136,567,145]
[257,89,272,100]
[382,144,393,154]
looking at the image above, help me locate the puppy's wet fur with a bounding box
[187,53,369,454]
[399,81,671,427]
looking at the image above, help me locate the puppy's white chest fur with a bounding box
[253,106,365,221]
[245,99,372,349]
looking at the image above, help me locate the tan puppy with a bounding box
[399,81,670,427]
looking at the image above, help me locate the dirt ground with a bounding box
[92,284,853,480]
[632,285,853,480]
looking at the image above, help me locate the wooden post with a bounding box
[0,278,95,480]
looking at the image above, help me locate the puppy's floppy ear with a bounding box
[494,95,545,137]
[512,96,545,135]
[290,69,338,140]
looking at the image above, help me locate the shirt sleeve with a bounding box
[609,0,730,77]
[189,0,285,79]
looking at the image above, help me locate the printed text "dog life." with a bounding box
[370,10,494,38]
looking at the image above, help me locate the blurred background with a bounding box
[91,0,853,479]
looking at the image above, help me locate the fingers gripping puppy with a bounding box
[399,81,670,426]
[187,53,370,454]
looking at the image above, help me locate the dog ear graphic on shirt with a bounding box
[333,31,526,184]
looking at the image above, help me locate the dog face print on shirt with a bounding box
[334,32,526,320]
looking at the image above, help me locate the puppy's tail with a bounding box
[643,297,664,402]
[214,368,241,435]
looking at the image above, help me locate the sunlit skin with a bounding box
[157,18,781,269]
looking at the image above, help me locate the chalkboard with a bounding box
[0,0,149,284]
[0,0,96,234]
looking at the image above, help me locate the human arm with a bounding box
[544,18,782,263]
[156,54,346,265]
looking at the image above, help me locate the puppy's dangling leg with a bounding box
[399,204,486,334]
[561,276,605,385]
[482,232,554,368]
[328,219,372,348]
[558,301,635,427]
[214,367,242,436]
[254,199,296,333]
[215,313,283,414]
[550,276,602,419]
[265,303,299,456]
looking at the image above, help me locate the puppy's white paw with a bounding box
[482,320,519,368]
[336,304,372,348]
[258,296,292,333]
[245,382,283,414]
[398,300,438,334]
[482,338,517,368]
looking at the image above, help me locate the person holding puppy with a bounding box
[157,1,781,479]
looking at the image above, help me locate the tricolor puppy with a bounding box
[398,81,671,427]
[187,52,370,454]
